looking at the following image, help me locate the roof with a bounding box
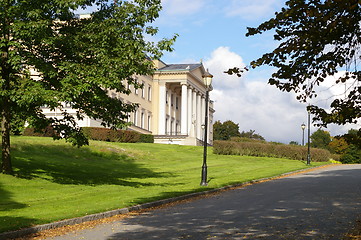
[158,63,202,71]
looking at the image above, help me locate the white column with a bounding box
[158,83,166,135]
[181,84,188,135]
[201,95,206,140]
[196,93,202,139]
[187,87,193,135]
[167,90,171,135]
[191,90,197,137]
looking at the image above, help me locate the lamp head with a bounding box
[203,69,213,87]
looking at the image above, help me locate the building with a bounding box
[41,59,215,146]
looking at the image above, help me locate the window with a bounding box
[141,81,145,98]
[176,97,179,109]
[141,112,144,129]
[133,110,137,126]
[171,94,174,106]
[148,86,152,101]
[165,117,168,134]
[147,115,151,131]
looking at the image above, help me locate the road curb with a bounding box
[0,164,335,240]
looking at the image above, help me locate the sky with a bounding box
[78,0,359,143]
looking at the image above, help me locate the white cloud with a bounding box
[204,46,246,90]
[203,47,353,143]
[224,0,284,21]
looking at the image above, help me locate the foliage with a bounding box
[230,137,265,143]
[289,141,299,145]
[0,136,325,233]
[213,140,332,162]
[239,129,265,141]
[23,126,58,138]
[328,137,349,154]
[213,121,265,142]
[334,129,361,163]
[310,129,331,150]
[0,0,176,173]
[81,127,153,143]
[342,129,361,148]
[213,120,241,140]
[1,113,26,135]
[340,145,361,164]
[228,0,360,132]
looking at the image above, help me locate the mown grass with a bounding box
[0,136,328,233]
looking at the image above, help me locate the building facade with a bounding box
[41,60,215,146]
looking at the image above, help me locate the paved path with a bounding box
[47,164,361,240]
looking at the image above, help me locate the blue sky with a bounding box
[78,0,358,143]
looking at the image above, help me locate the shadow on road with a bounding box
[106,166,361,239]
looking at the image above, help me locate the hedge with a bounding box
[213,140,336,162]
[23,127,154,143]
[81,127,154,143]
[23,126,58,138]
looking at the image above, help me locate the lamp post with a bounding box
[200,69,213,186]
[306,107,311,165]
[301,123,306,146]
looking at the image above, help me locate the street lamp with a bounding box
[200,69,213,186]
[306,107,311,165]
[301,123,306,146]
[201,124,205,142]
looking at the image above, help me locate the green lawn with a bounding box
[0,136,328,233]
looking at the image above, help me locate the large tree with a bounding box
[310,129,331,150]
[227,0,360,137]
[213,120,241,141]
[0,0,176,174]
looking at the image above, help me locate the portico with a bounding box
[152,61,214,146]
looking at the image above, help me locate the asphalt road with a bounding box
[47,164,361,240]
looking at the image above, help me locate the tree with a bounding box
[239,129,265,141]
[328,137,349,154]
[227,0,360,131]
[213,120,241,140]
[289,141,299,145]
[0,0,176,174]
[310,129,331,150]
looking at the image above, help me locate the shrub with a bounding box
[213,140,332,162]
[23,126,57,138]
[340,145,361,164]
[139,134,154,143]
[81,127,153,143]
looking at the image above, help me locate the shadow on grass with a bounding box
[11,143,174,187]
[0,182,35,234]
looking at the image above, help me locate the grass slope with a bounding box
[0,136,327,233]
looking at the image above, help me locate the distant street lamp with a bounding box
[200,69,213,186]
[201,124,205,142]
[301,123,306,146]
[307,107,311,165]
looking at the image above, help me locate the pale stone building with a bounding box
[41,59,215,146]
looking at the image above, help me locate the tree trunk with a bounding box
[1,98,12,174]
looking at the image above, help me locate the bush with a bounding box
[23,126,57,138]
[139,134,154,143]
[340,145,361,164]
[23,127,154,143]
[81,127,153,143]
[213,140,332,162]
